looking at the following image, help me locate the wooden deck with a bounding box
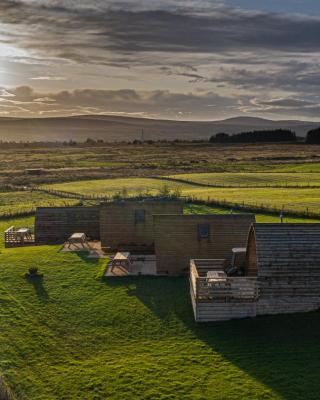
[190,259,259,322]
[4,226,35,248]
[105,255,157,276]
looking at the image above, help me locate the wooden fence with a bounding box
[153,175,320,189]
[190,259,259,302]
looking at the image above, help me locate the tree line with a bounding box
[209,129,297,143]
[209,127,320,144]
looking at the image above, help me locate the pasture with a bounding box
[0,191,80,218]
[1,143,320,187]
[168,172,320,187]
[0,215,319,400]
[45,177,320,216]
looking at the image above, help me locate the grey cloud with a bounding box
[255,98,318,108]
[1,0,320,64]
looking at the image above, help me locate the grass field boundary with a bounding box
[154,175,320,189]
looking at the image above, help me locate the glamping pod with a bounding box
[190,223,320,322]
[247,223,320,316]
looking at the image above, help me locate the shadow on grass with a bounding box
[104,276,320,400]
[74,251,100,264]
[26,276,49,303]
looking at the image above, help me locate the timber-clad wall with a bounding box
[154,214,255,276]
[248,223,320,316]
[100,201,183,251]
[35,207,100,244]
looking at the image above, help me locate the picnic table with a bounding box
[17,228,33,243]
[67,233,88,249]
[111,252,132,273]
[206,270,228,283]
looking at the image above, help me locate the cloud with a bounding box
[1,1,320,121]
[0,86,239,119]
[1,1,320,66]
[1,85,320,120]
[30,76,66,81]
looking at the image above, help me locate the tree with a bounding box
[85,138,96,145]
[306,127,320,144]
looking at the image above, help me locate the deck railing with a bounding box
[190,259,259,302]
[4,226,35,247]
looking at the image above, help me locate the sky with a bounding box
[0,0,320,121]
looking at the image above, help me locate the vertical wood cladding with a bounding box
[35,207,100,244]
[100,201,183,252]
[154,214,255,275]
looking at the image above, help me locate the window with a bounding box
[198,223,210,239]
[134,209,146,223]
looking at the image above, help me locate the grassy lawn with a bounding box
[169,172,320,187]
[0,192,80,218]
[0,216,319,400]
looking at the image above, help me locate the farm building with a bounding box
[100,200,183,253]
[191,223,320,322]
[154,214,255,275]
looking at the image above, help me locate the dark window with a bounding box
[198,223,210,239]
[134,209,146,223]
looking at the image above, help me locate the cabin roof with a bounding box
[249,223,320,276]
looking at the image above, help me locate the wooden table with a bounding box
[111,252,132,273]
[207,270,227,283]
[67,233,88,249]
[17,228,32,243]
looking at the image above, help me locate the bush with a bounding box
[25,267,43,279]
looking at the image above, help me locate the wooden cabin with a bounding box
[191,223,320,322]
[100,200,183,253]
[154,214,255,275]
[247,223,320,316]
[35,207,100,244]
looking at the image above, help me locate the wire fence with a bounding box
[5,184,320,220]
[153,175,320,189]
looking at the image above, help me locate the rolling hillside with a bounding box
[0,115,318,142]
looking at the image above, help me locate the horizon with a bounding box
[0,113,319,124]
[0,1,320,121]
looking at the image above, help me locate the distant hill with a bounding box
[0,115,318,142]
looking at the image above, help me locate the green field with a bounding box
[0,191,80,218]
[169,172,320,187]
[45,177,320,216]
[184,204,320,223]
[43,178,186,197]
[0,215,319,400]
[184,187,320,214]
